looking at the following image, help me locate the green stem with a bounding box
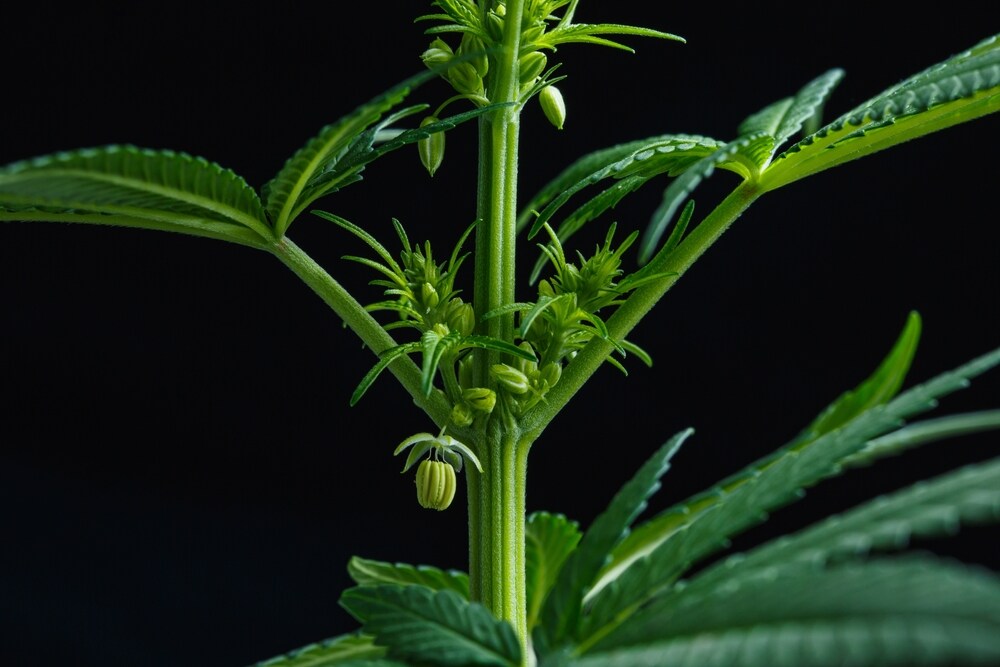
[270,236,452,426]
[467,0,530,658]
[522,181,762,440]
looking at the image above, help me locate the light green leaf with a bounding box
[792,311,922,446]
[580,346,1000,646]
[760,34,1000,191]
[264,73,428,237]
[340,586,520,667]
[526,512,583,630]
[251,632,393,667]
[348,556,469,598]
[538,429,691,648]
[0,145,272,245]
[537,24,684,53]
[691,456,1000,592]
[594,557,1000,660]
[461,335,538,362]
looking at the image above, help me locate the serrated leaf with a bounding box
[537,24,684,53]
[760,34,1000,191]
[0,145,272,245]
[348,557,469,598]
[737,69,845,162]
[340,586,520,667]
[526,512,583,630]
[691,456,1000,594]
[638,134,765,263]
[793,311,921,446]
[580,346,1000,646]
[252,632,392,667]
[525,135,724,240]
[595,557,1000,657]
[264,73,428,237]
[566,618,1000,667]
[845,409,1000,467]
[537,429,691,648]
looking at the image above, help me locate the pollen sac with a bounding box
[415,459,457,511]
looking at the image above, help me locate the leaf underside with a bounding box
[252,632,392,667]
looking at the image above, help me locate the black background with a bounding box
[1,4,998,665]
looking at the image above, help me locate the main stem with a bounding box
[468,0,530,656]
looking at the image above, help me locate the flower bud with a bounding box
[418,117,445,177]
[421,281,440,309]
[415,459,457,511]
[458,354,474,389]
[485,13,505,42]
[422,38,453,70]
[463,387,497,414]
[519,52,547,86]
[538,361,562,389]
[447,62,484,97]
[446,299,476,337]
[458,34,489,78]
[539,85,566,130]
[450,402,475,427]
[491,363,530,395]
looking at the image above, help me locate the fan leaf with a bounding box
[691,456,1000,593]
[594,557,1000,658]
[348,556,470,598]
[252,632,395,667]
[340,586,520,667]
[580,345,1000,646]
[537,429,691,649]
[0,145,272,244]
[526,512,583,631]
[760,34,1000,191]
[264,73,429,237]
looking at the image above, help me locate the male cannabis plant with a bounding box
[1,3,998,666]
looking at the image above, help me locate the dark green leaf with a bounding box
[595,557,1000,660]
[737,69,845,154]
[692,457,1000,591]
[340,586,520,667]
[538,429,691,648]
[348,556,469,598]
[461,335,538,361]
[581,345,1000,645]
[844,409,1000,467]
[0,145,272,245]
[421,328,464,396]
[526,512,583,630]
[252,632,394,667]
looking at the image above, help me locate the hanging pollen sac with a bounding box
[415,459,457,510]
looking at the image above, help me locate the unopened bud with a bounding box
[447,61,484,97]
[422,38,454,69]
[463,387,497,413]
[519,52,547,86]
[539,85,566,130]
[458,34,489,78]
[421,281,440,309]
[450,402,475,427]
[491,364,530,395]
[538,361,562,389]
[446,299,476,337]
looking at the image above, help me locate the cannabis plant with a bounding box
[2,3,999,666]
